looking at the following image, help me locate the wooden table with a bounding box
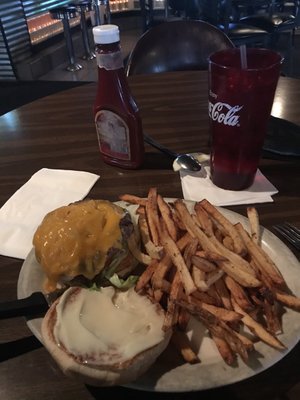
[0,71,299,400]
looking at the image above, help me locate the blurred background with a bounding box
[1,1,299,114]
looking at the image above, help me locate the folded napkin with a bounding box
[0,168,100,260]
[179,154,278,206]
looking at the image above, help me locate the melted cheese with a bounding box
[53,287,165,365]
[33,200,123,292]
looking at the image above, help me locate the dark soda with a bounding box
[208,48,282,190]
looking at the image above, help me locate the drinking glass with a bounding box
[208,48,283,191]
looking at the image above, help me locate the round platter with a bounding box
[17,201,300,392]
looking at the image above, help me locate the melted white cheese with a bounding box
[53,287,165,365]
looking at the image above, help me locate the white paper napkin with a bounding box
[0,168,100,259]
[179,154,278,206]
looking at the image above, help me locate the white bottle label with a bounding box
[95,109,130,160]
[96,51,124,70]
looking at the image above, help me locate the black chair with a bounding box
[199,0,270,47]
[238,0,299,45]
[168,0,202,19]
[140,0,168,32]
[125,20,234,76]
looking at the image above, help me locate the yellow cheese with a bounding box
[33,200,123,292]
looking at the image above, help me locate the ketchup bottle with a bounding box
[92,24,144,169]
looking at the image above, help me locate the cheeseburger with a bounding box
[33,199,138,293]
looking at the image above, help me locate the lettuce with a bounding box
[107,273,139,290]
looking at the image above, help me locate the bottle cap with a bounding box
[93,24,120,44]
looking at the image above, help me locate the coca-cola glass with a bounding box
[208,48,283,191]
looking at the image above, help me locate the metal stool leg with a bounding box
[50,6,82,72]
[76,2,96,60]
[93,1,111,25]
[62,18,83,71]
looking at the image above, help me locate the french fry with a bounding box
[165,269,186,330]
[136,205,146,215]
[234,332,255,351]
[163,298,178,331]
[187,212,256,279]
[178,295,242,323]
[247,206,261,245]
[151,233,192,290]
[135,260,159,292]
[206,269,224,288]
[177,307,191,331]
[171,329,200,364]
[191,266,208,291]
[231,299,286,350]
[206,234,258,278]
[211,334,236,365]
[191,255,217,272]
[224,275,254,312]
[145,187,160,246]
[274,290,300,310]
[160,224,197,295]
[263,299,283,335]
[199,199,247,256]
[153,288,164,303]
[138,215,163,260]
[197,302,243,323]
[187,305,249,363]
[206,285,223,306]
[183,238,199,269]
[217,326,249,363]
[235,223,285,287]
[214,228,224,243]
[194,204,214,236]
[157,194,178,242]
[119,193,147,206]
[174,200,218,253]
[152,277,171,293]
[127,233,152,265]
[154,276,218,307]
[223,236,234,251]
[214,277,233,310]
[190,289,220,306]
[191,210,256,287]
[169,203,187,231]
[205,252,262,288]
[120,188,300,366]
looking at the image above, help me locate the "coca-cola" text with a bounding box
[209,102,243,126]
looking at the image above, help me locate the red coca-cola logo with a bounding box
[209,102,243,127]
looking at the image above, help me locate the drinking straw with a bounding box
[240,44,248,69]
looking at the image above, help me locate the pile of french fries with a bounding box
[120,188,300,366]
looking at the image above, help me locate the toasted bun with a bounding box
[33,200,138,292]
[41,287,172,386]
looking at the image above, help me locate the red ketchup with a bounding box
[93,24,144,169]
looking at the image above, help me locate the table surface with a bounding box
[0,71,299,400]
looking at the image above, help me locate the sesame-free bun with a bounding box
[41,286,172,386]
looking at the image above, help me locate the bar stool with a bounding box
[49,6,83,72]
[92,0,111,25]
[72,1,96,60]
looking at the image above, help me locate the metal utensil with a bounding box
[273,223,300,251]
[0,290,63,319]
[144,133,201,172]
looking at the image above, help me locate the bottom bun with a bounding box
[41,286,172,386]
